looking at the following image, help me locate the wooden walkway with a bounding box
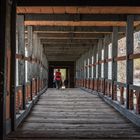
[7,88,140,140]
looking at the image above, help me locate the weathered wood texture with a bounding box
[7,88,140,140]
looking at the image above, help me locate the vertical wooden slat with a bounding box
[129,89,134,110]
[113,84,117,100]
[120,86,124,105]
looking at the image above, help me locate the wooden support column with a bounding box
[10,0,16,131]
[104,36,109,79]
[0,0,7,138]
[98,40,102,78]
[93,47,97,78]
[98,40,102,91]
[17,15,26,110]
[27,26,33,99]
[112,27,118,100]
[104,36,109,94]
[93,46,97,90]
[126,15,134,109]
[27,26,33,81]
[81,55,84,87]
[89,49,92,89]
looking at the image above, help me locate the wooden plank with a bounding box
[7,88,140,139]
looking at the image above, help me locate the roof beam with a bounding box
[17,0,140,6]
[41,39,98,44]
[33,26,125,33]
[38,33,104,39]
[25,14,127,21]
[16,6,140,14]
[43,44,94,48]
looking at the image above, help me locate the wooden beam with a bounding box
[33,26,125,33]
[38,33,104,39]
[17,6,140,14]
[25,14,127,21]
[43,44,93,48]
[24,21,140,26]
[17,0,140,6]
[126,15,134,109]
[10,0,16,131]
[0,0,7,139]
[44,48,89,52]
[41,39,98,44]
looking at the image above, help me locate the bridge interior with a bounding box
[1,0,140,140]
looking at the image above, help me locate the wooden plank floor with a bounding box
[7,88,140,140]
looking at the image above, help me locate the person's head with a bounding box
[58,69,60,72]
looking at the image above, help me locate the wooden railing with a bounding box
[16,85,23,114]
[25,82,31,103]
[98,78,105,93]
[113,82,127,105]
[76,78,140,116]
[16,78,47,114]
[129,85,140,114]
[105,79,112,97]
[94,78,98,91]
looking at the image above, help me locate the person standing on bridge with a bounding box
[54,69,62,89]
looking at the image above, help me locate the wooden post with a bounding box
[104,36,109,95]
[98,40,102,78]
[0,0,7,138]
[17,15,26,110]
[126,15,134,109]
[93,46,97,90]
[81,55,84,87]
[10,0,17,131]
[98,39,102,92]
[27,26,33,82]
[112,27,118,100]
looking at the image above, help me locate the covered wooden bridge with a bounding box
[1,0,140,139]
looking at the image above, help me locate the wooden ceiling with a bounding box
[19,6,140,61]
